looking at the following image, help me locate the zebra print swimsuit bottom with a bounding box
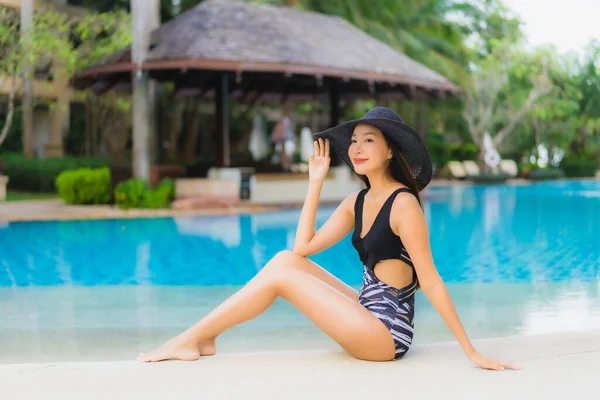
[358,265,417,360]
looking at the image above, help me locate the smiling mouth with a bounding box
[353,158,368,164]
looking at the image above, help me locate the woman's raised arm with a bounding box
[293,138,356,257]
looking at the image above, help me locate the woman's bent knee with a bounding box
[270,250,302,267]
[275,250,302,261]
[262,250,300,275]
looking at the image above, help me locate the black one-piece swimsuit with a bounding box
[353,188,418,360]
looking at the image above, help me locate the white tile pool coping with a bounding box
[2,330,598,399]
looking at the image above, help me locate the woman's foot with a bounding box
[199,337,216,356]
[137,337,217,362]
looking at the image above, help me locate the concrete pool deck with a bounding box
[0,198,279,222]
[1,329,598,399]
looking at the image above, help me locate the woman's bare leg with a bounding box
[158,252,358,357]
[137,250,394,362]
[287,255,358,301]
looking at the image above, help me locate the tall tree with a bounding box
[0,8,20,148]
[0,7,132,155]
[569,40,600,161]
[459,0,524,59]
[462,41,553,163]
[20,0,34,157]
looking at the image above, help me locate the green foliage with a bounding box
[560,161,598,178]
[527,168,565,181]
[114,178,175,210]
[73,10,132,72]
[0,106,21,152]
[41,0,600,170]
[460,0,524,60]
[114,178,146,209]
[0,153,110,192]
[296,0,474,84]
[70,0,196,23]
[469,172,511,184]
[55,167,112,204]
[141,178,176,209]
[427,133,477,166]
[17,8,132,78]
[1,6,131,153]
[579,41,600,118]
[5,191,59,202]
[0,8,20,76]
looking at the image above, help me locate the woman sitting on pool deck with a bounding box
[138,107,519,371]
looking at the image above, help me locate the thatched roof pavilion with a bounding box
[72,0,460,167]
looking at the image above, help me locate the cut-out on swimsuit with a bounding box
[352,187,418,360]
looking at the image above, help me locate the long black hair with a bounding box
[355,135,423,208]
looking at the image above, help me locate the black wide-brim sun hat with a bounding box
[313,106,433,191]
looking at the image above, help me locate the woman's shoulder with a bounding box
[340,189,365,215]
[390,189,421,217]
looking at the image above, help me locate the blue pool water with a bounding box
[1,180,599,287]
[1,179,600,363]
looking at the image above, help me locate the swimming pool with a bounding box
[1,180,599,362]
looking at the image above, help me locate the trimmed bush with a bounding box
[115,178,175,210]
[528,168,565,181]
[141,178,175,209]
[55,167,112,205]
[0,153,110,192]
[560,161,598,178]
[114,178,146,209]
[469,172,511,184]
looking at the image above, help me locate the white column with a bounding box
[131,0,160,180]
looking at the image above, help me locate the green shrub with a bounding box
[528,168,565,181]
[560,161,598,178]
[55,167,112,205]
[427,134,479,166]
[469,172,511,184]
[114,178,147,209]
[459,143,478,161]
[115,178,175,210]
[0,153,110,192]
[141,179,175,209]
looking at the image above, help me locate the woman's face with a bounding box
[348,124,392,175]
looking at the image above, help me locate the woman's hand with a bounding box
[469,351,521,371]
[308,138,331,183]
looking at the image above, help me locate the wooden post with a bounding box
[215,72,230,167]
[131,0,160,180]
[20,0,34,158]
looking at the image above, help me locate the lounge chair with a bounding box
[499,159,518,178]
[462,160,481,177]
[444,161,467,179]
[463,160,513,183]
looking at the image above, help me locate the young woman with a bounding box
[137,106,519,371]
